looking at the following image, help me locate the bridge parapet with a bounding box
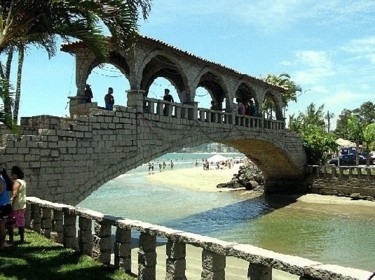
[25,196,373,280]
[0,101,306,204]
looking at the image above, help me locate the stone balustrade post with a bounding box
[68,96,88,117]
[357,167,362,176]
[41,207,52,238]
[138,232,157,280]
[51,209,64,243]
[93,222,112,265]
[187,102,198,120]
[114,228,132,273]
[157,101,163,116]
[331,166,336,178]
[367,167,371,180]
[30,204,41,233]
[63,211,77,250]
[127,90,146,113]
[175,106,181,119]
[247,263,272,280]
[78,217,93,256]
[25,203,32,229]
[201,249,226,280]
[348,167,353,176]
[166,241,187,280]
[338,167,344,179]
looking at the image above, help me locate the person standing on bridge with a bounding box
[104,87,115,110]
[163,89,174,116]
[84,84,93,103]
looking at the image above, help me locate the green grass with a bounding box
[0,230,135,280]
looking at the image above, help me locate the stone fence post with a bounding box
[138,232,157,279]
[127,90,146,113]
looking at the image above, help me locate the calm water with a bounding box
[78,153,375,272]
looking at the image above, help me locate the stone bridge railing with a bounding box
[26,197,372,280]
[308,165,375,199]
[142,97,285,130]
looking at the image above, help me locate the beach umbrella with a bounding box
[206,154,228,163]
[336,138,355,147]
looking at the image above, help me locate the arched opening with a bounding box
[197,72,227,111]
[148,77,179,101]
[140,55,187,99]
[235,83,259,116]
[86,63,130,108]
[262,92,278,120]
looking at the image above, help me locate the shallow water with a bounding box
[78,153,375,272]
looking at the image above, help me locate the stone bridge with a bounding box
[0,35,307,205]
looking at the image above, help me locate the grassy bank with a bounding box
[0,229,135,280]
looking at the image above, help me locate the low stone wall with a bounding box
[308,165,375,199]
[26,196,372,280]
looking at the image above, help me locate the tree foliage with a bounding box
[260,73,302,119]
[335,101,375,139]
[289,103,337,164]
[0,0,152,127]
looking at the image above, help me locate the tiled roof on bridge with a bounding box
[61,34,283,92]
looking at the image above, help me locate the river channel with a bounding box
[78,153,375,272]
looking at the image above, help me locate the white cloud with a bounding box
[292,50,334,84]
[342,36,375,64]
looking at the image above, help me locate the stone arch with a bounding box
[195,68,229,111]
[138,50,189,98]
[233,82,261,116]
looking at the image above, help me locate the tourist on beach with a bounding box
[0,168,12,249]
[104,87,115,110]
[163,89,174,116]
[170,160,174,169]
[84,84,93,103]
[8,166,27,244]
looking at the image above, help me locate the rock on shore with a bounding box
[217,163,264,191]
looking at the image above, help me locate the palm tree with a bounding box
[262,73,302,107]
[0,0,153,125]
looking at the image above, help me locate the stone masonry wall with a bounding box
[0,103,307,205]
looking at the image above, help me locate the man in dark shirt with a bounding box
[163,89,174,116]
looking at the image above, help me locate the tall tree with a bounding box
[363,123,375,165]
[260,73,302,118]
[347,114,364,165]
[289,103,337,164]
[0,0,152,125]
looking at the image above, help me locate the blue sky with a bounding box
[7,0,375,128]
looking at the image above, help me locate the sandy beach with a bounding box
[145,163,241,192]
[145,163,375,207]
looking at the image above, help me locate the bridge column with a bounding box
[40,207,52,238]
[201,249,226,280]
[166,241,187,280]
[114,228,132,273]
[68,95,89,117]
[127,89,146,113]
[78,217,93,256]
[63,211,78,250]
[51,209,64,243]
[138,232,157,279]
[247,263,272,280]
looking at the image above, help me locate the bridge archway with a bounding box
[139,51,189,97]
[196,69,228,111]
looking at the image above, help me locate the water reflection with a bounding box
[79,170,375,271]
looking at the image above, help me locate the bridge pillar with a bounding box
[68,95,89,117]
[127,89,146,113]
